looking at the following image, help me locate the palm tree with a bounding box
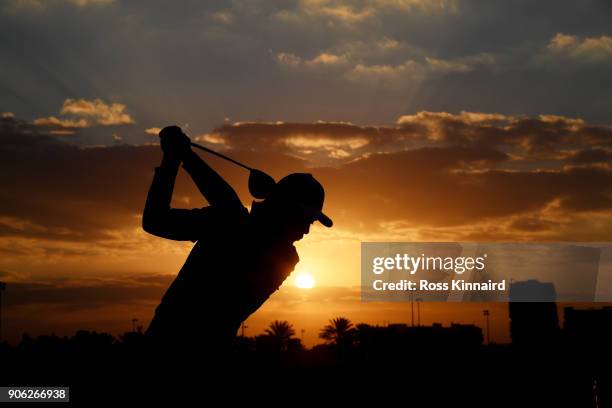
[319,317,355,346]
[264,320,296,351]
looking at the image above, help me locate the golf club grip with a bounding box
[190,142,252,171]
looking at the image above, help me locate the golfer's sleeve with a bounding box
[142,163,211,242]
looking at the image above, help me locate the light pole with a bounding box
[0,281,5,342]
[416,298,422,326]
[483,309,490,345]
[241,322,248,338]
[131,318,138,333]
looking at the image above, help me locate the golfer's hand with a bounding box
[159,126,191,160]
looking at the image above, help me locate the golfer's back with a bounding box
[145,208,299,352]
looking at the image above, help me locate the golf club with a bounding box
[189,141,276,199]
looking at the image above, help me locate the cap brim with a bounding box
[299,203,333,227]
[316,212,333,228]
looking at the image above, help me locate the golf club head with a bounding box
[249,169,276,199]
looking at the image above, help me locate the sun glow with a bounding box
[294,272,315,289]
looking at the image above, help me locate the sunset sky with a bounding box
[1,0,612,346]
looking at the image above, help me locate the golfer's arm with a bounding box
[142,155,200,241]
[181,149,243,210]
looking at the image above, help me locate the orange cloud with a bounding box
[33,98,135,135]
[33,116,90,129]
[60,98,134,126]
[145,127,161,135]
[546,33,612,62]
[4,112,612,244]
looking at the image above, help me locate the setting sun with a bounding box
[294,272,315,289]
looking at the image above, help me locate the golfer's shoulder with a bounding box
[190,203,248,225]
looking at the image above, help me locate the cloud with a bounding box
[145,127,161,136]
[207,111,612,164]
[566,148,612,165]
[288,1,375,23]
[3,274,170,310]
[395,111,612,159]
[33,116,90,129]
[205,120,409,162]
[2,110,612,248]
[275,47,497,88]
[275,51,351,71]
[343,52,496,85]
[0,272,170,342]
[2,111,612,343]
[291,0,457,24]
[345,59,424,86]
[284,135,369,149]
[33,98,135,136]
[426,53,496,73]
[60,98,135,126]
[193,133,227,145]
[0,114,307,244]
[547,33,578,50]
[324,38,409,65]
[306,52,350,68]
[546,33,612,62]
[397,111,512,125]
[274,52,302,68]
[0,116,157,241]
[168,113,612,235]
[3,1,612,134]
[320,150,612,230]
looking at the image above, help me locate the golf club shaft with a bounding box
[190,142,252,171]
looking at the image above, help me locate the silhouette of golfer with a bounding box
[142,126,332,354]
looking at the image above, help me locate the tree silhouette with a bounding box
[264,320,296,352]
[319,317,355,347]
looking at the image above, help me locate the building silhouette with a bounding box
[564,306,612,350]
[508,280,559,346]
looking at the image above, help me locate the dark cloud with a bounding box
[209,112,612,164]
[567,148,612,165]
[1,0,612,143]
[315,150,612,229]
[0,272,173,343]
[2,112,612,242]
[2,274,172,311]
[0,117,159,239]
[0,115,308,241]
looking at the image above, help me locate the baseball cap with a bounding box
[266,173,333,228]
